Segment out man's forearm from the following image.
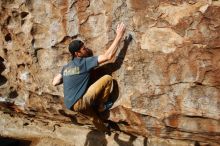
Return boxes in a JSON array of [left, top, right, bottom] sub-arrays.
[[104, 35, 122, 60], [98, 23, 125, 64]]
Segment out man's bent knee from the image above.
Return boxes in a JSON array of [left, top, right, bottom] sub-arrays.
[[102, 75, 113, 82]]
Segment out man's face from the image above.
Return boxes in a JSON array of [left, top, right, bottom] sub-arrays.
[[75, 45, 91, 57]]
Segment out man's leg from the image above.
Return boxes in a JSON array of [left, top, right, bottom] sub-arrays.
[[72, 75, 113, 132], [73, 75, 113, 112]]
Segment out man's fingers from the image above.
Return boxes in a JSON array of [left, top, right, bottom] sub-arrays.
[[117, 24, 120, 30], [116, 22, 126, 37], [118, 23, 125, 31], [121, 23, 125, 30], [120, 23, 125, 31], [120, 23, 124, 28]]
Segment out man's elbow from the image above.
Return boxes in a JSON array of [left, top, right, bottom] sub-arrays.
[[105, 53, 114, 61], [98, 54, 112, 64], [106, 55, 113, 61]]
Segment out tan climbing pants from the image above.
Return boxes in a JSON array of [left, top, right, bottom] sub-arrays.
[[72, 75, 113, 112]]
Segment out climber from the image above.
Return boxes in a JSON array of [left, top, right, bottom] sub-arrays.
[[52, 23, 126, 113]]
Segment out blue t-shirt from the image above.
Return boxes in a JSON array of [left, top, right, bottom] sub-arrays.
[[61, 56, 98, 109]]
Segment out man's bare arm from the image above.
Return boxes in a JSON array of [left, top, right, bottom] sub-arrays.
[[52, 74, 63, 86], [98, 22, 126, 64]]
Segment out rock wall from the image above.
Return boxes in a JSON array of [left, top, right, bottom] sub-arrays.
[[0, 0, 220, 145]]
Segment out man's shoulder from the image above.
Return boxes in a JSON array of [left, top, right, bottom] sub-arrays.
[[85, 56, 98, 61], [75, 57, 97, 64], [62, 60, 73, 70]]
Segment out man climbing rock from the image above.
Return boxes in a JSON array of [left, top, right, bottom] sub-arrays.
[[52, 23, 126, 114]]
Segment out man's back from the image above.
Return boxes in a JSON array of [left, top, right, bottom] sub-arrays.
[[61, 57, 98, 109]]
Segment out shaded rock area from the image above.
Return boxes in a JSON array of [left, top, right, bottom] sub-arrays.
[[0, 0, 220, 145]]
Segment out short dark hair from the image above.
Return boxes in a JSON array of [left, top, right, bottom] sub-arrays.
[[68, 40, 84, 54]]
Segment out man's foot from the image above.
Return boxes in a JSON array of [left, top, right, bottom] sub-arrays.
[[103, 100, 114, 111], [98, 96, 115, 112]]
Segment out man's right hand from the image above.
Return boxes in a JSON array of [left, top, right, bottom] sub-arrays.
[[116, 22, 126, 39]]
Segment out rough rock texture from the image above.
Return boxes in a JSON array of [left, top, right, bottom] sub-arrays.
[[0, 0, 220, 145]]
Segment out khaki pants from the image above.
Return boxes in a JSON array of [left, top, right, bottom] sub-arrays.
[[72, 75, 113, 112]]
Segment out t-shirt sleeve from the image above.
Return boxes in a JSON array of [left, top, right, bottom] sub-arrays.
[[85, 56, 98, 71]]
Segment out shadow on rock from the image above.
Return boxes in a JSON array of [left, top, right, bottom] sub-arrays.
[[84, 130, 107, 146], [0, 136, 32, 146], [88, 35, 132, 132], [114, 133, 137, 146], [90, 34, 132, 117], [91, 34, 132, 80]]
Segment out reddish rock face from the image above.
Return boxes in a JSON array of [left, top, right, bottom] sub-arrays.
[[0, 0, 220, 145]]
